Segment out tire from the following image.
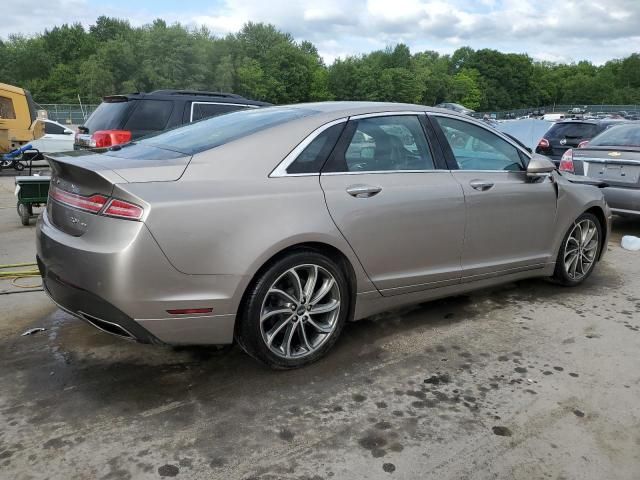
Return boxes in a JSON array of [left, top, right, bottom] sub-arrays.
[[236, 250, 351, 369], [14, 161, 25, 171], [18, 202, 30, 226], [551, 212, 602, 286]]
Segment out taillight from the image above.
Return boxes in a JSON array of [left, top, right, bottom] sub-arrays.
[[559, 149, 574, 173], [49, 184, 108, 213], [103, 199, 144, 220], [49, 185, 144, 220], [90, 130, 131, 148], [578, 140, 589, 148], [537, 138, 550, 149]]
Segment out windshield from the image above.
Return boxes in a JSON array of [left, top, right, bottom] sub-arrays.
[[589, 124, 640, 147], [139, 107, 317, 155]]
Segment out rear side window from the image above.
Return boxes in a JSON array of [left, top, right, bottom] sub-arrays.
[[84, 101, 134, 132], [140, 107, 317, 155], [326, 115, 435, 172], [191, 102, 252, 121], [0, 96, 16, 119], [287, 123, 345, 174], [124, 100, 173, 132], [547, 123, 598, 140]]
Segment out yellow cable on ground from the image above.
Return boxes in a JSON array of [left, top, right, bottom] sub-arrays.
[[0, 262, 38, 269], [0, 262, 42, 287]]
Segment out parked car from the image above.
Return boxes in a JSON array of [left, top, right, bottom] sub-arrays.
[[536, 119, 629, 165], [559, 123, 640, 217], [434, 102, 475, 115], [30, 119, 75, 155], [37, 102, 611, 368], [74, 90, 269, 149]]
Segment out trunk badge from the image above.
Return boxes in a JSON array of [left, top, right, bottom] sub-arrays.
[[559, 138, 567, 145], [608, 152, 621, 157]]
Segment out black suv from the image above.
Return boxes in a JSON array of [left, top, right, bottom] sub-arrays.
[[74, 90, 269, 149], [535, 119, 629, 164]]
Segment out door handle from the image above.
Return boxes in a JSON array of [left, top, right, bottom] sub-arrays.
[[346, 184, 382, 198], [469, 180, 495, 191]]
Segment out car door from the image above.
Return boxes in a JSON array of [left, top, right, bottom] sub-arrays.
[[430, 114, 558, 280], [33, 121, 74, 153], [320, 113, 466, 296]]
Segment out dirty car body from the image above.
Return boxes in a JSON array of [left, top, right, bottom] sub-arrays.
[[36, 102, 612, 367]]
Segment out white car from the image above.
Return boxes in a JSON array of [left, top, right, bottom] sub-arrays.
[[30, 119, 75, 154]]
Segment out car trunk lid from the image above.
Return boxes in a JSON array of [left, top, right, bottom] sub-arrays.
[[574, 147, 640, 187], [45, 145, 191, 236]]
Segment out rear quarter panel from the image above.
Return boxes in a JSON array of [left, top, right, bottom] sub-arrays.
[[124, 122, 376, 300]]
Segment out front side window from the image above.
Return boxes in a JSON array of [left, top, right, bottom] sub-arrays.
[[435, 116, 524, 171], [287, 123, 345, 174], [0, 96, 16, 119], [333, 115, 434, 172]]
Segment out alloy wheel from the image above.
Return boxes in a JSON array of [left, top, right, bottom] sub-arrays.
[[259, 264, 341, 359], [564, 219, 599, 281]]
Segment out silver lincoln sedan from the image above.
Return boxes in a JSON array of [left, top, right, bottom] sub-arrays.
[[37, 102, 611, 368]]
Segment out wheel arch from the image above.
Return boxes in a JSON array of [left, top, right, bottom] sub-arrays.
[[234, 241, 359, 339], [584, 205, 608, 260]]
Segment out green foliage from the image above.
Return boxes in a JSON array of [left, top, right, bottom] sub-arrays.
[[1, 18, 639, 110]]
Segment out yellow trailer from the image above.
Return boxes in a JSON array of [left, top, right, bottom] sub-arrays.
[[0, 83, 44, 154]]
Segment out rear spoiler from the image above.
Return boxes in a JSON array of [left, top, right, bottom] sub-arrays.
[[559, 171, 609, 188]]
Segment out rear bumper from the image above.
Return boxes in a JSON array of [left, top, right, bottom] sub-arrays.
[[36, 209, 242, 345], [38, 257, 162, 344], [603, 186, 640, 215]]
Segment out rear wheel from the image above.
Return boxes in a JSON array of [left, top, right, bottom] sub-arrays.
[[237, 251, 350, 369], [551, 213, 602, 285]]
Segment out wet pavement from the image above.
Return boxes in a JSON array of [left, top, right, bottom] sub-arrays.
[[1, 176, 639, 479]]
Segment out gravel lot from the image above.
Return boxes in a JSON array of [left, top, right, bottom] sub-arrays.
[[1, 174, 639, 480]]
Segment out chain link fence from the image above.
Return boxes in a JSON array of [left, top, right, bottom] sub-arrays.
[[479, 104, 640, 119], [39, 104, 99, 127]]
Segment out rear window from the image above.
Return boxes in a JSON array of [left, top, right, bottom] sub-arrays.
[[547, 122, 598, 140], [139, 107, 317, 155], [589, 124, 640, 147], [124, 100, 173, 132], [84, 100, 134, 132]]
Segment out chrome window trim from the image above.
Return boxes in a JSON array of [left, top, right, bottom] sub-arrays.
[[269, 118, 348, 178], [189, 101, 259, 122], [430, 112, 532, 161], [349, 110, 426, 120], [321, 170, 448, 176]]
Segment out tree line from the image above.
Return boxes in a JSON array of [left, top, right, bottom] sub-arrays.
[[1, 17, 639, 111]]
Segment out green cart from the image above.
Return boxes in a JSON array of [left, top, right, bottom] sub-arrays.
[[15, 176, 50, 226]]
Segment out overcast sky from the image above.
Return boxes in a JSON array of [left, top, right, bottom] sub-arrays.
[[3, 0, 639, 65]]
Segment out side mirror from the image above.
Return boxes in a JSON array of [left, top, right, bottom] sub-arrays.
[[527, 154, 555, 177]]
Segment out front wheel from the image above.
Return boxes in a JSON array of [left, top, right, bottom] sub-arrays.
[[236, 251, 350, 369], [551, 212, 602, 286]]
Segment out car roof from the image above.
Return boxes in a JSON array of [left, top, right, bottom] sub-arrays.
[[103, 90, 270, 106], [271, 101, 462, 117]]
